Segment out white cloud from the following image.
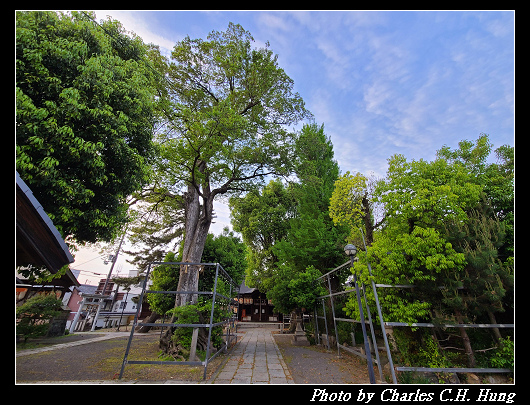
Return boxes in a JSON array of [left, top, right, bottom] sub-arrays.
[[95, 11, 177, 55]]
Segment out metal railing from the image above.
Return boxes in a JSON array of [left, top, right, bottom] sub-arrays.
[[313, 258, 397, 384], [313, 229, 514, 384], [118, 261, 239, 380]]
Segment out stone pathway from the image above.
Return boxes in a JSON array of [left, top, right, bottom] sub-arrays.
[[209, 324, 294, 384]]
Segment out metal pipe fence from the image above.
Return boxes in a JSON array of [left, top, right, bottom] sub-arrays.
[[118, 261, 240, 380], [313, 259, 395, 384], [313, 255, 514, 383]]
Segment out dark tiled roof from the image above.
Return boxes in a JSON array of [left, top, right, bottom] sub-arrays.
[[238, 278, 256, 294]]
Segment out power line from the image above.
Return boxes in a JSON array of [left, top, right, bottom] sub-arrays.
[[71, 254, 105, 267], [70, 268, 106, 276]]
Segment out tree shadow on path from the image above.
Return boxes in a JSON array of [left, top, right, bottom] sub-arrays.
[[273, 333, 373, 384]]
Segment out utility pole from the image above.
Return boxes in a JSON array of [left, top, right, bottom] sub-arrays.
[[91, 231, 126, 331]]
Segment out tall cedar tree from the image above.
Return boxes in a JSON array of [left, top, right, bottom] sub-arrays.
[[274, 123, 348, 274], [231, 123, 346, 316]]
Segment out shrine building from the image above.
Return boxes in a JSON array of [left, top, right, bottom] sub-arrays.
[[237, 279, 282, 322]]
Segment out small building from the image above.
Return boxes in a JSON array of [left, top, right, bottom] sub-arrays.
[[237, 279, 281, 322], [16, 172, 79, 299], [65, 279, 142, 331], [16, 172, 78, 337], [63, 284, 97, 332]]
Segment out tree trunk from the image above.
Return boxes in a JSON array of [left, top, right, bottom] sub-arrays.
[[288, 310, 298, 333], [455, 310, 476, 367], [361, 194, 374, 245], [135, 311, 160, 333], [487, 311, 502, 344], [159, 177, 214, 354]]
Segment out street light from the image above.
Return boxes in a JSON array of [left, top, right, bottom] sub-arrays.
[[344, 244, 357, 257], [345, 244, 376, 384]]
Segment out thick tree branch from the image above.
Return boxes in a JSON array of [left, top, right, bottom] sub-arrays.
[[211, 165, 277, 198], [239, 100, 260, 115]]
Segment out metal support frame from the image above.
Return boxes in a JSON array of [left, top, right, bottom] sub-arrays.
[[118, 261, 239, 381], [312, 227, 399, 384], [314, 259, 385, 384], [351, 269, 376, 384], [371, 282, 514, 379], [382, 312, 514, 377], [327, 274, 341, 357], [358, 229, 397, 384], [312, 227, 513, 384]]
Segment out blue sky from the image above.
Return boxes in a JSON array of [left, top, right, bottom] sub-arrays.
[[94, 10, 514, 176], [74, 10, 514, 282]]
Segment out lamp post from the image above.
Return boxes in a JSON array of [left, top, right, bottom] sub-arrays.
[[345, 244, 376, 384]]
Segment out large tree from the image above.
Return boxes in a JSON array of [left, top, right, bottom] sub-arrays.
[[335, 135, 513, 368], [230, 123, 346, 321], [229, 178, 296, 291], [151, 22, 310, 312], [16, 11, 157, 244], [147, 23, 310, 353], [274, 123, 347, 273]]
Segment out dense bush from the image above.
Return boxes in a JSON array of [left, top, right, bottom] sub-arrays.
[[16, 294, 64, 342]]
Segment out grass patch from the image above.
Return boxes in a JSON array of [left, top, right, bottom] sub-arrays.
[[100, 334, 234, 381]]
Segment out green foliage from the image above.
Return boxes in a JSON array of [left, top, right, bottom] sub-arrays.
[[437, 134, 514, 262], [200, 227, 247, 287], [230, 123, 346, 315], [345, 227, 465, 325], [166, 299, 231, 351], [16, 11, 157, 243], [274, 123, 348, 273], [288, 266, 326, 310], [124, 191, 185, 272], [16, 294, 64, 342], [17, 264, 70, 285], [267, 265, 326, 314], [146, 252, 180, 315], [229, 179, 296, 291], [329, 134, 514, 370], [490, 336, 514, 370], [443, 208, 513, 316], [375, 154, 483, 234], [151, 22, 310, 205], [329, 169, 383, 246], [418, 335, 451, 369], [329, 171, 367, 240], [112, 275, 144, 291]]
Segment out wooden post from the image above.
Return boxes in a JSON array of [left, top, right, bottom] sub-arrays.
[[189, 327, 199, 361]]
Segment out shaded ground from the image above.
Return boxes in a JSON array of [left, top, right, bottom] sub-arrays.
[[16, 332, 229, 383], [273, 333, 374, 384], [17, 328, 380, 384]]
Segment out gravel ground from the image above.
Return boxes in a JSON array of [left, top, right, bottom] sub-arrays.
[[272, 333, 374, 384], [16, 336, 132, 382], [17, 329, 378, 384], [16, 332, 225, 383]]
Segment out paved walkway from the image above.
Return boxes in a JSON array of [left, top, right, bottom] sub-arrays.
[[208, 324, 294, 384], [16, 332, 133, 357]]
